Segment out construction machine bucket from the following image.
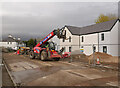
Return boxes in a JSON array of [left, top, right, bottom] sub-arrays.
[[57, 28, 66, 39]]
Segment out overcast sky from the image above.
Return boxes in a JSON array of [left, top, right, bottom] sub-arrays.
[[1, 2, 118, 40]]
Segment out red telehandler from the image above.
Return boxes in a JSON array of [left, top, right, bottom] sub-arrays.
[[29, 29, 66, 61]]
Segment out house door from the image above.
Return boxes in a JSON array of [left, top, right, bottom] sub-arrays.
[[103, 46, 107, 53]]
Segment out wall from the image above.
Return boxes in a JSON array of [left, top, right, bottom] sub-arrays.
[[99, 21, 119, 56], [110, 21, 119, 56], [80, 33, 98, 55], [99, 31, 111, 55], [60, 27, 79, 52], [71, 35, 80, 52]]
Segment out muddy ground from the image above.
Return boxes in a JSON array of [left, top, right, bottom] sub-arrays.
[[2, 52, 119, 87]]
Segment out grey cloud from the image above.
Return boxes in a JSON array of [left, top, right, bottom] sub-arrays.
[[2, 2, 118, 40]]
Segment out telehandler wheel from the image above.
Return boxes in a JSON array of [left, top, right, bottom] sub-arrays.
[[37, 53, 41, 60], [29, 51, 35, 59], [41, 50, 47, 61], [54, 58, 60, 61]]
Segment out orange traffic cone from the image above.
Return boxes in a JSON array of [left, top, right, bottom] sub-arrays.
[[96, 57, 100, 65]]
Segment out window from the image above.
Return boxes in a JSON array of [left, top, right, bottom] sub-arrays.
[[82, 36, 84, 42], [69, 47, 71, 52], [103, 46, 107, 53], [101, 33, 104, 41], [81, 46, 84, 48], [69, 36, 71, 42]]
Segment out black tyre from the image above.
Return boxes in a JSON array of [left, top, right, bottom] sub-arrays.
[[37, 53, 41, 60], [54, 58, 60, 61], [29, 51, 35, 59], [41, 50, 47, 61]]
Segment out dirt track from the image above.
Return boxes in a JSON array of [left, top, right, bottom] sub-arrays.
[[2, 52, 118, 86]]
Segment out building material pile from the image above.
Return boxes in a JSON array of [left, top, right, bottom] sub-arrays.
[[70, 51, 118, 64], [88, 52, 118, 63]]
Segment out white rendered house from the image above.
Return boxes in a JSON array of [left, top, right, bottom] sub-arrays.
[[60, 19, 120, 56]]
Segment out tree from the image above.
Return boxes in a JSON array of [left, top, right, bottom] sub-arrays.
[[22, 38, 43, 48], [27, 38, 36, 48], [34, 38, 37, 46], [95, 14, 117, 24], [22, 41, 28, 47]]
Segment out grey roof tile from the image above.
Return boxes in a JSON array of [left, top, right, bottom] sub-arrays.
[[65, 19, 118, 35], [65, 25, 81, 35]]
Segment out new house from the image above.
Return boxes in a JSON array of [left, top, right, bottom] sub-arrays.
[[60, 19, 120, 56]]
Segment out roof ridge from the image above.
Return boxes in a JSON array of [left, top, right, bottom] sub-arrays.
[[81, 19, 118, 28], [65, 25, 81, 28], [64, 19, 118, 35]]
